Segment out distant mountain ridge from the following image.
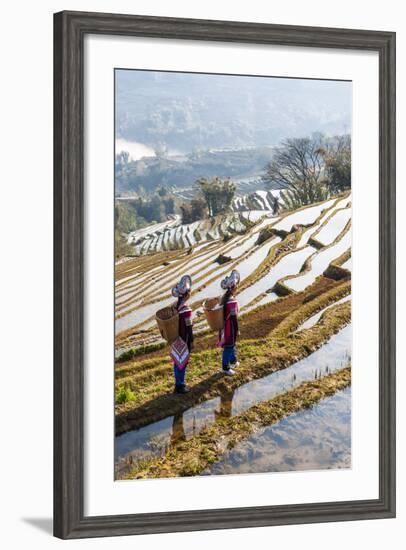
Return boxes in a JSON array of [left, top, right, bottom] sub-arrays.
[[116, 70, 351, 153]]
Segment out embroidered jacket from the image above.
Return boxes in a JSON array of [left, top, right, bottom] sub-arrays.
[[222, 295, 239, 347], [177, 302, 194, 352]]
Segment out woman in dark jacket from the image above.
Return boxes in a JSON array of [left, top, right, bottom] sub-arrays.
[[171, 275, 194, 394], [218, 270, 240, 375]]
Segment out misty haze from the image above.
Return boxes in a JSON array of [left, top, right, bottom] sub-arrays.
[[116, 70, 351, 156]]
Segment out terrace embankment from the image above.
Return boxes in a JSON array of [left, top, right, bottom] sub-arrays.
[[119, 366, 351, 479], [115, 195, 351, 351], [115, 297, 351, 435], [116, 274, 350, 364]]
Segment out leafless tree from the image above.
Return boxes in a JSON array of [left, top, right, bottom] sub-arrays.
[[263, 134, 327, 190]]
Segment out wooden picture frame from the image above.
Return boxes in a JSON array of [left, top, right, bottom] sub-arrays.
[[54, 10, 396, 539]]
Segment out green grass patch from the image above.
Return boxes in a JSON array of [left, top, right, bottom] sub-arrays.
[[115, 385, 136, 405], [116, 341, 166, 363]]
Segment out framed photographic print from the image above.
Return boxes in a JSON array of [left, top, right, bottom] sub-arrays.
[[54, 11, 396, 539]]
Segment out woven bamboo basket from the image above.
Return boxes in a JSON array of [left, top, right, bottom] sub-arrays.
[[155, 305, 179, 344], [203, 297, 224, 331]]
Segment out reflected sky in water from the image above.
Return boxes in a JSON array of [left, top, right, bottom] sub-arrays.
[[206, 387, 351, 475]]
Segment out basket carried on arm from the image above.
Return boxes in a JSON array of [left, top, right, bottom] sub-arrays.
[[203, 297, 224, 331], [155, 305, 179, 344]]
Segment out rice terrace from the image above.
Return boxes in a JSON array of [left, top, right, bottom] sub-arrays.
[[114, 69, 352, 481]]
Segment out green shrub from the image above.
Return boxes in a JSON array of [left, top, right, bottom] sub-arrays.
[[256, 227, 275, 245], [116, 385, 136, 404], [214, 254, 232, 265]]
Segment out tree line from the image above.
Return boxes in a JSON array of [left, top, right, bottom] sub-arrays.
[[178, 133, 351, 221]]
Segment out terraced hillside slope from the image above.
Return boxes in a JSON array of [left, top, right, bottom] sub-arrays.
[[114, 192, 352, 479], [126, 189, 282, 255]]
